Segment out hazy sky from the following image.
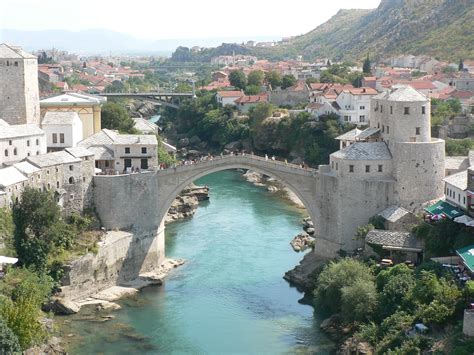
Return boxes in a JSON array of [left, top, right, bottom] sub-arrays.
[[1, 0, 381, 39]]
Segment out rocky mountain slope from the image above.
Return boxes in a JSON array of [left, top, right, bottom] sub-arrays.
[[252, 0, 474, 62]]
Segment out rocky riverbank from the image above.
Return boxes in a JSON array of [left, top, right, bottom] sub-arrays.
[[242, 170, 305, 209], [165, 183, 210, 224]]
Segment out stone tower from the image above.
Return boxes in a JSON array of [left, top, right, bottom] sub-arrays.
[[0, 43, 40, 125], [370, 85, 445, 209]]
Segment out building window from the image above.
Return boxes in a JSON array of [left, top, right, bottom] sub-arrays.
[[359, 115, 365, 122], [380, 105, 383, 113], [14, 61, 18, 67], [140, 158, 148, 170], [47, 170, 50, 175], [404, 107, 410, 115], [57, 181, 60, 188], [12, 148, 17, 156], [416, 127, 421, 135], [4, 149, 8, 157], [349, 165, 354, 173], [365, 165, 370, 173], [360, 106, 365, 110], [36, 139, 39, 145], [141, 147, 147, 154], [377, 123, 380, 129], [344, 116, 350, 122], [52, 133, 57, 144], [69, 165, 73, 171], [8, 140, 12, 146], [464, 196, 466, 205], [378, 165, 383, 172], [336, 162, 338, 170], [60, 133, 65, 144], [27, 140, 30, 147], [125, 147, 131, 154], [386, 126, 390, 134], [422, 106, 426, 114], [382, 125, 385, 133], [332, 161, 334, 169], [69, 177, 74, 184], [390, 106, 393, 114]]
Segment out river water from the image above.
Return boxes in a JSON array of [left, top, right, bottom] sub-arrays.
[[64, 170, 333, 354]]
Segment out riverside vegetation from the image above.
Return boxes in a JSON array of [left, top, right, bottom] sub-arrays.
[[0, 188, 100, 352]]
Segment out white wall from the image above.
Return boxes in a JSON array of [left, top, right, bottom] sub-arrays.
[[0, 133, 46, 165], [445, 183, 468, 210], [43, 118, 83, 150]]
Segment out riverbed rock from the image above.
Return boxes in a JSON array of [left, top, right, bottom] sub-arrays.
[[242, 170, 263, 184], [306, 227, 315, 235], [290, 232, 315, 252], [340, 337, 374, 355], [25, 336, 66, 355], [267, 185, 278, 193], [284, 252, 327, 291], [44, 298, 80, 315], [92, 286, 139, 302], [165, 184, 209, 224]]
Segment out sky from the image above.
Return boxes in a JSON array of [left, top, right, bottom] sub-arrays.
[[0, 0, 381, 39]]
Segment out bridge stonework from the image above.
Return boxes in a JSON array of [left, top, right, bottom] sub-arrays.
[[93, 155, 395, 277]]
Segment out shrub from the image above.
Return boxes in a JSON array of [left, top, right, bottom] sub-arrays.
[[0, 319, 21, 354]]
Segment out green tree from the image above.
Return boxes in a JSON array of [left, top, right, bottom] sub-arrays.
[[244, 85, 261, 95], [363, 53, 371, 74], [228, 70, 247, 90], [101, 103, 138, 134], [314, 258, 374, 313], [0, 319, 21, 354], [281, 74, 296, 89], [341, 279, 378, 322], [0, 269, 53, 350], [265, 70, 282, 88], [247, 70, 264, 87], [0, 208, 14, 255]]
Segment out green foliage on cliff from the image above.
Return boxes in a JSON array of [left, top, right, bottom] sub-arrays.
[[445, 138, 474, 156], [0, 319, 21, 353], [315, 258, 464, 353], [101, 102, 139, 134], [0, 208, 14, 255]]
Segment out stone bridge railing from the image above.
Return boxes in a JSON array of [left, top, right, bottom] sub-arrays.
[[156, 154, 318, 177]]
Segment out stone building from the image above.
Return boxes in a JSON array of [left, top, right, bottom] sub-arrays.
[[0, 119, 46, 167], [0, 43, 40, 125], [40, 93, 106, 140], [0, 166, 28, 207]]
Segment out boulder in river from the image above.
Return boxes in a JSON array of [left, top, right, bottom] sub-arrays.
[[290, 232, 315, 252]]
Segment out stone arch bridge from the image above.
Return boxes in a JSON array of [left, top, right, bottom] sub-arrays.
[[92, 155, 394, 278]]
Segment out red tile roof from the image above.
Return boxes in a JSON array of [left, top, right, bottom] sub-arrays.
[[217, 90, 244, 98], [235, 94, 268, 104]]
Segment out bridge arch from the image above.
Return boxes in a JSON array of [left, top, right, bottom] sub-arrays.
[[156, 157, 317, 231]]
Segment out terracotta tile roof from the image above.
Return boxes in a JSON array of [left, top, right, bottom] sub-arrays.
[[217, 90, 244, 98], [235, 94, 268, 104]]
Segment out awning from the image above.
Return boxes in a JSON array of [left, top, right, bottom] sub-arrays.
[[0, 256, 18, 265], [454, 215, 474, 226], [424, 200, 464, 219], [456, 245, 474, 273]]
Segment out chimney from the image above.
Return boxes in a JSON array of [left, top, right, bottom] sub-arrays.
[[362, 88, 366, 93]]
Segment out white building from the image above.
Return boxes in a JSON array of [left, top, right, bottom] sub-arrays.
[[0, 166, 28, 207], [336, 87, 378, 125], [41, 111, 83, 151], [78, 129, 158, 173], [444, 170, 468, 211], [0, 119, 46, 166], [216, 91, 244, 106]]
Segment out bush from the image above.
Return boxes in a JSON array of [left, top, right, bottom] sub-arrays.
[[0, 319, 21, 354], [314, 258, 374, 314], [341, 279, 378, 322]]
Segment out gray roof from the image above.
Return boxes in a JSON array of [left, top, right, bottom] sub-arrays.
[[378, 205, 411, 223], [357, 127, 380, 140], [373, 85, 428, 102], [79, 129, 156, 147], [366, 229, 423, 250], [445, 156, 469, 171], [65, 147, 94, 158], [132, 117, 158, 133], [42, 111, 80, 125], [78, 130, 114, 147], [0, 167, 28, 187], [86, 146, 114, 160], [0, 123, 44, 140], [27, 151, 81, 168], [331, 142, 392, 161], [13, 161, 40, 175], [443, 170, 468, 190], [335, 128, 361, 141], [0, 43, 36, 59]]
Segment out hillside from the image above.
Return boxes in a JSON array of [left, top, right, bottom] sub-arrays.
[[254, 0, 474, 62]]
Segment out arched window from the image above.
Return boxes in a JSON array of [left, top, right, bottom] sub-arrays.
[[4, 149, 8, 157], [13, 148, 17, 156], [69, 176, 75, 184]]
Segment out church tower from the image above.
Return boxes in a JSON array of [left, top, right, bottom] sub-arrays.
[[0, 43, 40, 125]]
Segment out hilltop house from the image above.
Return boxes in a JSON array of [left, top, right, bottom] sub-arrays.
[[234, 94, 269, 113], [216, 91, 244, 106]]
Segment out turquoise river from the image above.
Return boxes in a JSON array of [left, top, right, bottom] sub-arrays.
[[63, 170, 334, 354]]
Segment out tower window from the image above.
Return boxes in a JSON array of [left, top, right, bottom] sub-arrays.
[[416, 127, 421, 135], [378, 165, 383, 172], [386, 126, 389, 134], [349, 165, 354, 173], [404, 107, 410, 115], [380, 105, 383, 113], [421, 106, 426, 114], [390, 106, 393, 114], [69, 177, 75, 184], [365, 165, 370, 173]]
